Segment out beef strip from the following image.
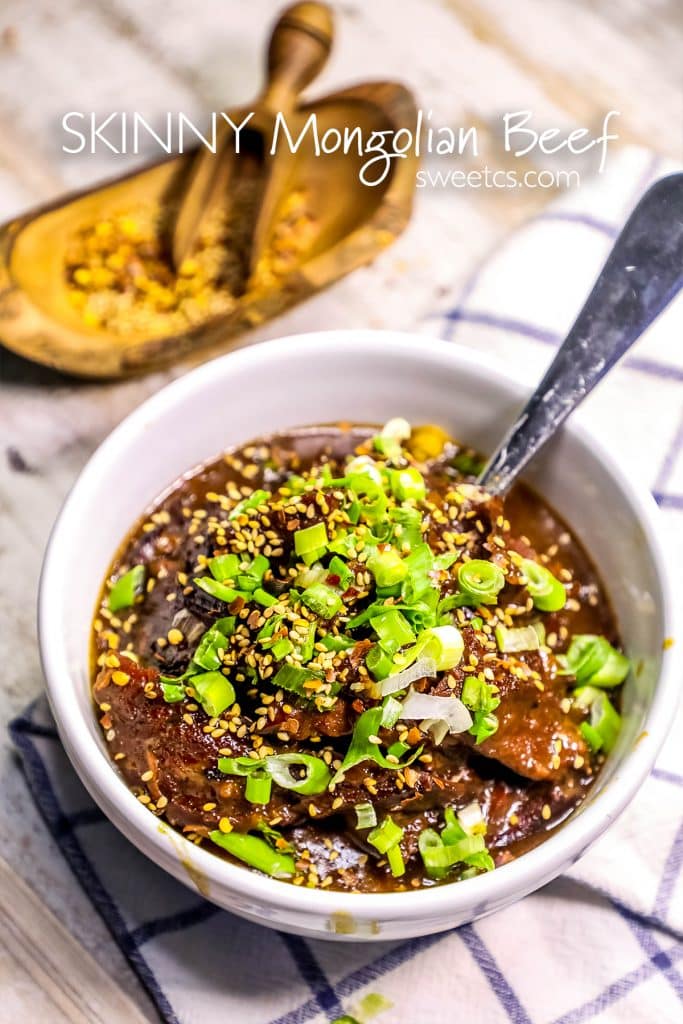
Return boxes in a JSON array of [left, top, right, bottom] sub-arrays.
[[94, 657, 305, 834]]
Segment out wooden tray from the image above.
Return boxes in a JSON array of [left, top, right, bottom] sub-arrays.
[[0, 81, 417, 378]]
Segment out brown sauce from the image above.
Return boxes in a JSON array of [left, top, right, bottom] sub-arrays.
[[91, 424, 623, 893]]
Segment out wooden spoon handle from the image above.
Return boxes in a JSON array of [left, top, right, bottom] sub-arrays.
[[262, 2, 334, 112]]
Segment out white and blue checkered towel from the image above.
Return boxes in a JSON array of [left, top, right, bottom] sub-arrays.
[[10, 147, 683, 1024]]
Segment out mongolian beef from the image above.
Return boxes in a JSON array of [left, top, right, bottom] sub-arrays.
[[91, 421, 629, 892]]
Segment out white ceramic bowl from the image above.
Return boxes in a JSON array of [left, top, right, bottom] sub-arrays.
[[39, 331, 678, 941]]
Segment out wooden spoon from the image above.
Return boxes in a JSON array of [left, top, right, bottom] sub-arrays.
[[171, 1, 334, 285], [0, 79, 417, 378]]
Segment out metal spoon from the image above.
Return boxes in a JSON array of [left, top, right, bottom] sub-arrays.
[[478, 172, 683, 495]]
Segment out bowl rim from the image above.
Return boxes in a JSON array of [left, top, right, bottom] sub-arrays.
[[39, 329, 680, 924]]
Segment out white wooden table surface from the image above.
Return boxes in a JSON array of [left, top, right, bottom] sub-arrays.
[[0, 1, 681, 1020]]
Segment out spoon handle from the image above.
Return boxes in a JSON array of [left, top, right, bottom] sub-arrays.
[[478, 172, 683, 495]]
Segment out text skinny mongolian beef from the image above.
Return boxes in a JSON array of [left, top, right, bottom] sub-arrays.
[[92, 421, 629, 892]]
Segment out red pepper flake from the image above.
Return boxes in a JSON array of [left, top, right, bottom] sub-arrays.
[[326, 574, 341, 586]]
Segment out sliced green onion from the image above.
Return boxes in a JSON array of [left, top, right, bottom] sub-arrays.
[[345, 454, 384, 484], [367, 548, 408, 589], [294, 522, 329, 558], [253, 587, 278, 608], [389, 505, 423, 550], [457, 560, 505, 605], [295, 562, 327, 589], [420, 832, 487, 873], [331, 707, 422, 784], [560, 635, 629, 688], [561, 635, 609, 681], [229, 489, 269, 520], [301, 582, 343, 619], [245, 771, 272, 804], [193, 624, 230, 671], [461, 675, 490, 710], [190, 671, 236, 717], [254, 821, 294, 852], [160, 681, 186, 703], [218, 756, 261, 776], [398, 688, 472, 737], [219, 752, 331, 795], [347, 499, 362, 525], [354, 802, 377, 829], [574, 685, 622, 753], [320, 634, 355, 652], [495, 621, 545, 654], [375, 656, 438, 697], [327, 531, 358, 559], [521, 558, 567, 612], [452, 450, 485, 477], [270, 637, 294, 660], [264, 753, 331, 794], [297, 622, 317, 664], [328, 555, 354, 589], [414, 625, 464, 670], [282, 474, 308, 495], [209, 830, 295, 878], [457, 801, 487, 836], [208, 553, 240, 582], [373, 417, 411, 463], [257, 614, 282, 643], [346, 473, 388, 524], [386, 843, 406, 877], [390, 467, 426, 503], [388, 740, 410, 759], [249, 554, 270, 581], [108, 565, 146, 613], [368, 816, 403, 854], [590, 647, 630, 687], [215, 616, 236, 636], [270, 662, 324, 699], [400, 543, 434, 603], [370, 609, 415, 656], [470, 712, 499, 744], [418, 829, 448, 879], [193, 577, 241, 604], [366, 644, 395, 681], [237, 554, 270, 590], [461, 675, 501, 744], [380, 695, 403, 729]]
